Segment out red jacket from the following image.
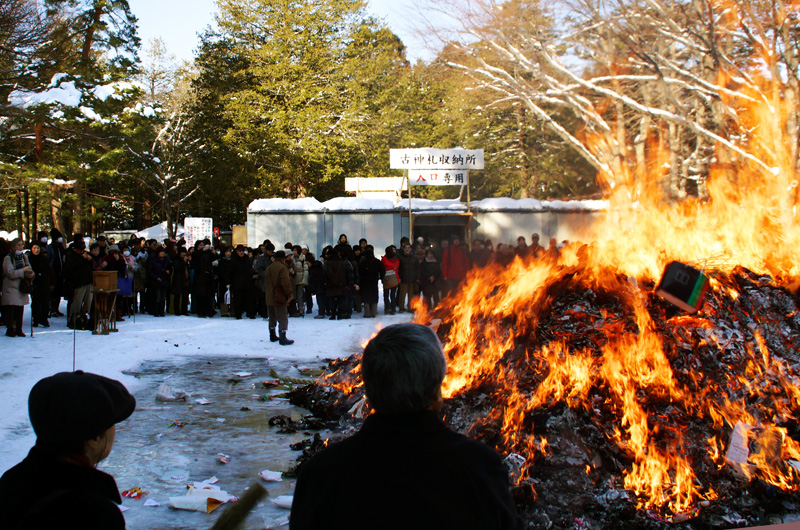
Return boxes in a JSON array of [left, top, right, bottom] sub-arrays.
[[442, 245, 470, 281], [381, 255, 400, 282]]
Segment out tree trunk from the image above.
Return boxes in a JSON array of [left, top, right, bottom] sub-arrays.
[[16, 192, 23, 239], [517, 104, 530, 199]]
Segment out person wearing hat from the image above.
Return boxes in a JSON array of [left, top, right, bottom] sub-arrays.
[[63, 235, 94, 329], [102, 245, 127, 321], [0, 370, 136, 529], [47, 228, 67, 317], [264, 250, 294, 345]]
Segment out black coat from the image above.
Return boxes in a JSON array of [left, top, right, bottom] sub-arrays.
[[63, 249, 93, 289], [307, 260, 325, 295], [290, 411, 521, 530], [398, 250, 421, 284], [28, 252, 51, 296], [192, 250, 215, 296], [421, 259, 442, 298], [0, 446, 125, 530], [230, 253, 253, 291], [325, 257, 347, 297], [357, 256, 384, 304], [147, 254, 172, 288]]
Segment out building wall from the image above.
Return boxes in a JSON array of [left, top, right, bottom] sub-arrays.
[[247, 208, 605, 253]]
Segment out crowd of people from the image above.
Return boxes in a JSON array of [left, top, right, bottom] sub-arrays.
[[0, 228, 565, 340]]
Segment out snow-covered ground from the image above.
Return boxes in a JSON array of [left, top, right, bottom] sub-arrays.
[[0, 300, 412, 474]]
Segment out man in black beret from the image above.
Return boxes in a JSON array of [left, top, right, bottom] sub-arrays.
[[0, 371, 136, 530]]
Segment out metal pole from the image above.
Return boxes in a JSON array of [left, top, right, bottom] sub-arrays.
[[407, 171, 413, 241], [466, 172, 472, 251]]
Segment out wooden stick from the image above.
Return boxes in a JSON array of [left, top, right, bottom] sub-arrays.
[[209, 481, 268, 530]]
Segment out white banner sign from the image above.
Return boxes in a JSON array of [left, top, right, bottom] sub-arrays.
[[184, 217, 214, 248], [408, 170, 468, 186], [390, 148, 484, 170]]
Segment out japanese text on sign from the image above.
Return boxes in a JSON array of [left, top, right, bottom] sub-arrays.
[[408, 170, 468, 186], [184, 217, 214, 248], [390, 148, 484, 170]]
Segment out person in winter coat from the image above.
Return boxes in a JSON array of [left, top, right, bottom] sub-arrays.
[[421, 249, 443, 309], [217, 247, 234, 317], [63, 236, 93, 330], [324, 248, 348, 320], [146, 246, 171, 317], [333, 234, 351, 265], [357, 245, 385, 318], [381, 245, 400, 315], [28, 242, 52, 328], [101, 245, 127, 322], [264, 250, 294, 345], [290, 246, 309, 317], [397, 242, 421, 313], [441, 235, 471, 295], [2, 238, 34, 337], [0, 371, 136, 530], [170, 247, 190, 316], [191, 241, 216, 318], [46, 228, 66, 317], [308, 252, 327, 319], [231, 245, 256, 319]]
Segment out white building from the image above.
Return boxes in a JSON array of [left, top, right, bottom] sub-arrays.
[[246, 197, 607, 254]]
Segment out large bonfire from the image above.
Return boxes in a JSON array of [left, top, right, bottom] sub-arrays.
[[289, 34, 800, 530]]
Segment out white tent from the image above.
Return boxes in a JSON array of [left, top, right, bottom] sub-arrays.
[[135, 221, 184, 241]]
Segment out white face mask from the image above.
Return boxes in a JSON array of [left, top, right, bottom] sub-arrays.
[[123, 250, 131, 257], [57, 237, 63, 243], [40, 237, 48, 243], [15, 249, 24, 255]]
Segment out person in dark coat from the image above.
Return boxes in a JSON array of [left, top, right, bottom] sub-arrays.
[[397, 242, 421, 312], [170, 247, 190, 315], [290, 323, 521, 530], [28, 242, 52, 327], [264, 250, 294, 345], [217, 247, 234, 317], [356, 245, 384, 318], [420, 248, 442, 309], [0, 370, 135, 530], [146, 246, 171, 317], [191, 240, 216, 317], [324, 248, 348, 320], [307, 252, 327, 319], [46, 228, 66, 317], [63, 236, 93, 330], [231, 245, 256, 319]]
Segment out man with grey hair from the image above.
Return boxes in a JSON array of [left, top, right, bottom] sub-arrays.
[[290, 323, 521, 530]]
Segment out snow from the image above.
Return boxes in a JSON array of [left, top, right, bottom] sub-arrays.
[[0, 302, 412, 476], [471, 198, 608, 211], [249, 197, 608, 213], [8, 80, 82, 109], [135, 221, 185, 240], [248, 197, 323, 212], [322, 197, 396, 211]]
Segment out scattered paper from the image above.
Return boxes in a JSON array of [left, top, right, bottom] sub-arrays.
[[206, 476, 219, 485], [216, 453, 231, 464], [265, 514, 291, 529], [235, 372, 253, 377], [155, 383, 190, 402], [143, 499, 161, 507], [118, 505, 130, 513], [122, 487, 148, 499], [216, 418, 226, 423], [195, 398, 212, 405], [169, 487, 237, 513], [171, 475, 187, 480], [258, 469, 283, 482], [273, 495, 293, 509]]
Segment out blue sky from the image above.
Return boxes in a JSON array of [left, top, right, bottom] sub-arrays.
[[127, 0, 436, 64]]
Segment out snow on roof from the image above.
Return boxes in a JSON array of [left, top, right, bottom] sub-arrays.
[[322, 197, 396, 211], [396, 199, 467, 211], [471, 198, 608, 212], [248, 197, 323, 212], [247, 197, 608, 213]]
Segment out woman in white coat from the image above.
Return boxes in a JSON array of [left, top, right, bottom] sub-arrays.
[[2, 238, 34, 337]]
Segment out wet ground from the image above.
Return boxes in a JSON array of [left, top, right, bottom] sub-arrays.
[[102, 355, 330, 530]]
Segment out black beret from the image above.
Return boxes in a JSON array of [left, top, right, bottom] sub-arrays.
[[29, 371, 136, 443]]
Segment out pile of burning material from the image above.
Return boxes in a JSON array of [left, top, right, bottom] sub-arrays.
[[288, 259, 800, 528]]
